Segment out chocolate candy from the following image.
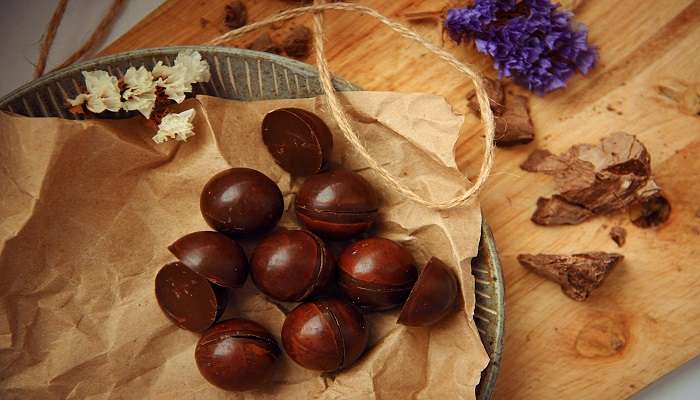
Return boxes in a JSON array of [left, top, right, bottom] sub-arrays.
[[295, 170, 378, 238], [251, 229, 334, 302], [338, 237, 418, 311], [169, 231, 249, 288], [155, 262, 227, 332], [200, 168, 283, 238], [195, 318, 280, 391], [281, 299, 368, 372], [262, 108, 332, 176], [398, 257, 459, 326]]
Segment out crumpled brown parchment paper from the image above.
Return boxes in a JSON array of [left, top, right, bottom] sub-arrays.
[[0, 91, 488, 399]]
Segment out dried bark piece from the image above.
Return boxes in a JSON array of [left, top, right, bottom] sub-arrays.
[[532, 195, 594, 225], [468, 77, 505, 116], [518, 252, 623, 301], [522, 133, 663, 226], [468, 79, 533, 146], [282, 26, 312, 59], [520, 149, 554, 172], [224, 1, 247, 30], [523, 132, 652, 215], [559, 133, 650, 213], [628, 177, 671, 228], [629, 192, 671, 228], [494, 94, 535, 147], [609, 226, 626, 247], [249, 33, 282, 55], [599, 133, 651, 175]]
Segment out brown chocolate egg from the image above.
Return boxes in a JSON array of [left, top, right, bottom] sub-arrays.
[[169, 231, 249, 288], [262, 108, 333, 176], [295, 170, 378, 238], [338, 237, 418, 311], [281, 299, 368, 372], [398, 257, 460, 326], [251, 229, 335, 302], [195, 318, 280, 391], [200, 168, 283, 238], [155, 262, 227, 332]]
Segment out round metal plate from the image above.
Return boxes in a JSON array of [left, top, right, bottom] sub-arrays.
[[0, 45, 504, 399]]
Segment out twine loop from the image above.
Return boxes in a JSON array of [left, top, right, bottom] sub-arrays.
[[212, 2, 496, 210]]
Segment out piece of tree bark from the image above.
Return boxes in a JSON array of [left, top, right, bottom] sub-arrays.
[[532, 196, 595, 225], [518, 252, 623, 301], [493, 94, 535, 147], [609, 226, 627, 247]]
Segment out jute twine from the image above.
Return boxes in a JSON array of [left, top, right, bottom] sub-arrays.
[[35, 0, 125, 78], [34, 0, 69, 78], [209, 2, 495, 210]]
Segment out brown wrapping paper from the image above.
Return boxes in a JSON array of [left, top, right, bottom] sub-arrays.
[[0, 91, 488, 399]]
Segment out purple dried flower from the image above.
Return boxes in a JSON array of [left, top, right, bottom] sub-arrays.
[[445, 0, 598, 94]]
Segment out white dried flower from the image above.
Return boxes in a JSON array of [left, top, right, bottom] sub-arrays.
[[122, 66, 156, 118], [152, 108, 196, 143], [153, 62, 189, 103], [68, 93, 89, 107], [68, 70, 122, 113], [152, 50, 210, 103], [174, 50, 211, 84]]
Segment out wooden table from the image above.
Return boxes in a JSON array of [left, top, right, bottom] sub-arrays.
[[102, 1, 700, 398]]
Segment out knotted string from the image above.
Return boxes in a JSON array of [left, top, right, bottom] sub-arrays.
[[211, 2, 496, 210]]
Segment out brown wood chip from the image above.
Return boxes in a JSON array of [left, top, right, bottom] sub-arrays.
[[629, 191, 671, 228], [518, 252, 623, 301], [520, 149, 554, 172], [532, 196, 594, 225], [609, 226, 627, 247], [282, 26, 312, 59], [494, 94, 535, 147], [520, 133, 659, 224], [224, 1, 247, 30], [249, 32, 282, 55], [468, 78, 533, 147], [467, 77, 505, 116]]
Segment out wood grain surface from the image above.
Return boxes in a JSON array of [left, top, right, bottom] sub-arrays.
[[101, 1, 700, 398]]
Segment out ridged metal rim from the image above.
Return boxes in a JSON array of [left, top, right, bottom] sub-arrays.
[[1, 46, 350, 108], [474, 222, 505, 400], [0, 45, 504, 399]]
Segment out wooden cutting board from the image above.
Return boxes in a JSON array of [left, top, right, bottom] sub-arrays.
[[101, 1, 700, 398]]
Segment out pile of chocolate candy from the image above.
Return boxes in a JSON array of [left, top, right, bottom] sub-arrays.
[[154, 108, 460, 391]]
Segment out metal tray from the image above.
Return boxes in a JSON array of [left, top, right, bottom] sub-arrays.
[[0, 46, 504, 399]]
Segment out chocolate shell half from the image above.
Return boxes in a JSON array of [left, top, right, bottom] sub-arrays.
[[169, 231, 249, 288], [155, 262, 228, 332], [397, 257, 459, 326]]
